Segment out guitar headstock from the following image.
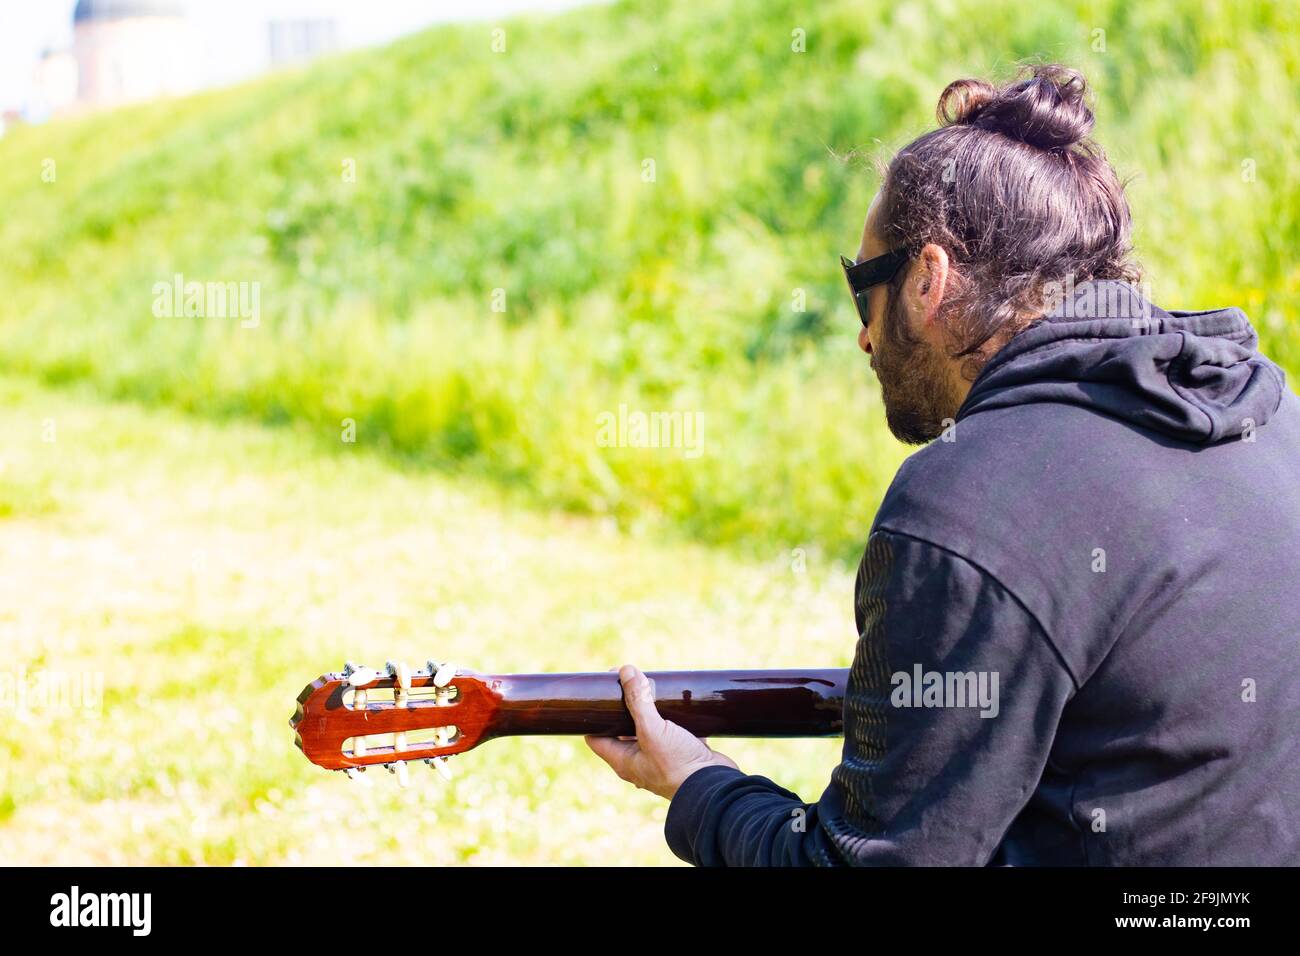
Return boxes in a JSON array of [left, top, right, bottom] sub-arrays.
[[291, 660, 500, 786]]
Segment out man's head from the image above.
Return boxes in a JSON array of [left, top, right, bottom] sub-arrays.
[[851, 64, 1139, 444]]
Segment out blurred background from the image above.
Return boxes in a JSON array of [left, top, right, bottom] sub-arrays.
[[0, 0, 1295, 865]]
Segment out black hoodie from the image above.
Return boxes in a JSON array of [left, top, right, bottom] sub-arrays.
[[665, 281, 1300, 866]]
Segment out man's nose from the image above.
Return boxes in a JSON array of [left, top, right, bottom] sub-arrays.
[[858, 325, 873, 355]]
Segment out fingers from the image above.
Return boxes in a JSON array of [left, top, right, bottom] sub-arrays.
[[618, 664, 666, 738]]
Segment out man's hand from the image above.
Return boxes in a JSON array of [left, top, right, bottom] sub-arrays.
[[585, 664, 740, 800]]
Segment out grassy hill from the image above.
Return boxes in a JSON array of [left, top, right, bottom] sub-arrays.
[[1, 0, 1297, 560]]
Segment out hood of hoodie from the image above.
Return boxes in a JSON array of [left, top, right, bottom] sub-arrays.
[[956, 280, 1288, 444]]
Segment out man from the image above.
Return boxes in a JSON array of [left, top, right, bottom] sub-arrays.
[[586, 64, 1300, 865]]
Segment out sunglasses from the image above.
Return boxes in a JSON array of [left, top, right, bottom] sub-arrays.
[[840, 247, 910, 329]]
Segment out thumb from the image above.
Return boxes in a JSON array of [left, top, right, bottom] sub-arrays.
[[619, 664, 666, 737]]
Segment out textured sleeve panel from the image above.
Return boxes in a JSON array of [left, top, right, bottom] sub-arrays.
[[664, 530, 1075, 866]]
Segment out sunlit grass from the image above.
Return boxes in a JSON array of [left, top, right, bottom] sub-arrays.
[[0, 0, 1294, 560], [0, 377, 851, 864]]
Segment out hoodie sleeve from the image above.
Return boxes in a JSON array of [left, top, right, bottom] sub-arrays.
[[663, 529, 1078, 866]]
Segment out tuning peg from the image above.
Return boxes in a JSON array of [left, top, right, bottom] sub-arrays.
[[385, 660, 412, 690], [425, 756, 454, 780], [433, 661, 457, 688], [386, 761, 410, 788], [386, 661, 412, 703], [385, 661, 413, 756], [427, 659, 457, 705], [344, 767, 372, 787], [345, 663, 375, 756], [345, 664, 380, 687]]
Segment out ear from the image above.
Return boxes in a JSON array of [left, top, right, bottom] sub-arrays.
[[914, 242, 950, 325]]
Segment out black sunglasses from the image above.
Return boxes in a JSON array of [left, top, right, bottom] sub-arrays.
[[840, 247, 910, 329]]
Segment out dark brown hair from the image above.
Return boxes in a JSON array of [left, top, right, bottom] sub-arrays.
[[879, 64, 1139, 373]]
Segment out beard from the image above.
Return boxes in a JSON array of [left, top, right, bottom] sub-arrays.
[[872, 287, 960, 445]]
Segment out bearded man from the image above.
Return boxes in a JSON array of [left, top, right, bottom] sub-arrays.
[[587, 64, 1300, 866]]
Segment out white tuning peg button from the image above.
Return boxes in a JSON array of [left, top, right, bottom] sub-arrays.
[[426, 756, 454, 780], [385, 660, 411, 687], [433, 662, 457, 688], [390, 660, 412, 692], [387, 761, 409, 788], [344, 768, 373, 787], [346, 666, 380, 687]]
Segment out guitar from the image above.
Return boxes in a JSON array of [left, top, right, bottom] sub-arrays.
[[292, 660, 849, 784]]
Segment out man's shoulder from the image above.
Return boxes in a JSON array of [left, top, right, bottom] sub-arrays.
[[872, 399, 1151, 546], [868, 401, 1154, 655], [873, 404, 1047, 540]]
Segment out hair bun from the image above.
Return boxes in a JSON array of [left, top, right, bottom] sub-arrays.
[[937, 64, 1095, 151]]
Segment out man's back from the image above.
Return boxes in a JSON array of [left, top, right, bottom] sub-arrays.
[[871, 280, 1300, 864]]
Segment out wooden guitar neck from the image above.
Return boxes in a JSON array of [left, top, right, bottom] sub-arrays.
[[292, 664, 849, 774], [490, 670, 848, 738]]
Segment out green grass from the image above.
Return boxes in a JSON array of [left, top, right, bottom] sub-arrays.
[[0, 375, 851, 865], [0, 0, 1297, 563]]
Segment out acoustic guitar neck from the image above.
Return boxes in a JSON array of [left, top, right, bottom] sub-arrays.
[[489, 669, 848, 738], [292, 663, 848, 778]]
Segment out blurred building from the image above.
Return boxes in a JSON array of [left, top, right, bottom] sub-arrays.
[[71, 0, 197, 109], [267, 18, 340, 69], [18, 2, 356, 120], [30, 48, 79, 119]]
